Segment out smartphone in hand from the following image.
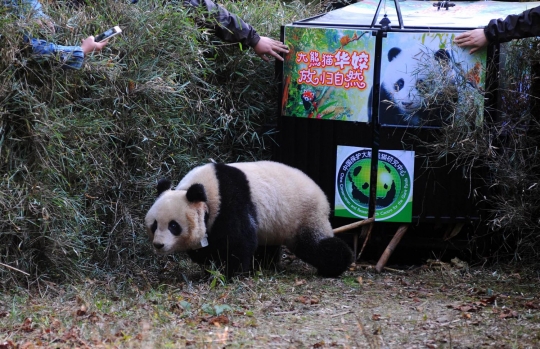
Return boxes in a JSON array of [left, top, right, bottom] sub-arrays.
[[95, 26, 122, 42]]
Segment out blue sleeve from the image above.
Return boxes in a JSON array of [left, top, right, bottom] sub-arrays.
[[27, 37, 85, 70], [3, 0, 85, 69], [3, 0, 52, 20]]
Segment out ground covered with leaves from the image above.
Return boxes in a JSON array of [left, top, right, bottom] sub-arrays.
[[1, 259, 539, 348]]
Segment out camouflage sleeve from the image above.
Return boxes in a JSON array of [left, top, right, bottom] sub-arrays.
[[183, 0, 261, 48]]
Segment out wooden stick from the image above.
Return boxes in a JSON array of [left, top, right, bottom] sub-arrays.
[[354, 264, 406, 273], [356, 220, 374, 261], [333, 217, 375, 234], [0, 262, 30, 276], [375, 224, 409, 273]]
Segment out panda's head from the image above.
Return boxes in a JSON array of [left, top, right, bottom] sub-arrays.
[[381, 47, 428, 113], [144, 179, 209, 254], [381, 47, 455, 114]]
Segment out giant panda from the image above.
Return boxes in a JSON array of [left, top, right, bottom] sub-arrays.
[[370, 46, 454, 127], [144, 161, 354, 279]]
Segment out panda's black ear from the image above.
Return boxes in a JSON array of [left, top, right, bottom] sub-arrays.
[[186, 183, 207, 203], [388, 47, 402, 62], [156, 178, 172, 197], [434, 49, 450, 63]]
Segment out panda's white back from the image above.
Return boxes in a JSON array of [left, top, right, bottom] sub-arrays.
[[229, 161, 333, 245]]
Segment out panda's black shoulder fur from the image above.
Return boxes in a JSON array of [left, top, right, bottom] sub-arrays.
[[186, 163, 259, 275], [211, 162, 258, 232]]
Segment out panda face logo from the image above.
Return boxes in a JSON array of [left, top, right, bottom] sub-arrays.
[[383, 47, 427, 113], [145, 190, 208, 254]]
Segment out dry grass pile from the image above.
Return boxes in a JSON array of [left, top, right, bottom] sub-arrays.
[[418, 39, 540, 262], [0, 0, 315, 288]]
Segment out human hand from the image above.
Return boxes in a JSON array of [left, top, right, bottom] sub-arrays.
[[37, 18, 55, 34], [253, 36, 289, 62], [81, 36, 109, 55], [454, 29, 488, 54]]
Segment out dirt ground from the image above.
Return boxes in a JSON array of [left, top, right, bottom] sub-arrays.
[[1, 257, 539, 348]]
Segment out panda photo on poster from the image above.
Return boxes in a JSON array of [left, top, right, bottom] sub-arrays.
[[371, 32, 487, 128]]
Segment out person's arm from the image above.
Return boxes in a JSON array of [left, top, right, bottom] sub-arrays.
[[26, 35, 109, 69], [183, 0, 288, 61], [26, 37, 85, 69], [184, 0, 260, 47], [484, 6, 540, 44], [11, 0, 108, 69], [454, 29, 488, 54], [455, 6, 540, 54]]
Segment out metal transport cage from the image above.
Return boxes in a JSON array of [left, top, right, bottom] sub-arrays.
[[273, 0, 539, 262]]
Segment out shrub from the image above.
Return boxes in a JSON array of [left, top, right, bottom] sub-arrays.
[[0, 0, 315, 287]]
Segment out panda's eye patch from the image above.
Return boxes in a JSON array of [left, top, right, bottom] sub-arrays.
[[169, 220, 182, 236], [394, 78, 404, 92], [150, 220, 157, 234]]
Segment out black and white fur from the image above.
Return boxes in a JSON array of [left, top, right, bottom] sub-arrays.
[[145, 161, 353, 278], [370, 47, 454, 127]]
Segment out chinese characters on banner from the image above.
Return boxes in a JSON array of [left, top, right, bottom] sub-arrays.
[[295, 50, 370, 90], [282, 26, 375, 122]]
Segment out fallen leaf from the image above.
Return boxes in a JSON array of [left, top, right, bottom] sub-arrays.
[[481, 295, 497, 304], [21, 318, 33, 332], [313, 341, 325, 348], [525, 302, 539, 309], [295, 279, 306, 286], [399, 278, 410, 286], [76, 304, 87, 316], [296, 296, 319, 305], [208, 315, 229, 326], [0, 340, 15, 349], [20, 342, 34, 349], [499, 309, 518, 319]]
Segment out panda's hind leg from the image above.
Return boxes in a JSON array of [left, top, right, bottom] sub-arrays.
[[315, 237, 354, 277], [289, 228, 353, 278], [253, 245, 283, 272]]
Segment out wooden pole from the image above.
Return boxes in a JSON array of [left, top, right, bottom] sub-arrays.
[[356, 220, 374, 261], [375, 224, 408, 273], [333, 217, 375, 234]]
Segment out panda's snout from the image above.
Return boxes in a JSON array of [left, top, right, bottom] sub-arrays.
[[154, 242, 164, 250]]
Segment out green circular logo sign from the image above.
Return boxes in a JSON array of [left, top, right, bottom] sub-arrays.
[[337, 149, 412, 220]]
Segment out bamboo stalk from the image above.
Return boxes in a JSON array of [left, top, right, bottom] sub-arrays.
[[0, 262, 30, 276], [375, 224, 409, 273], [333, 217, 375, 234]]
